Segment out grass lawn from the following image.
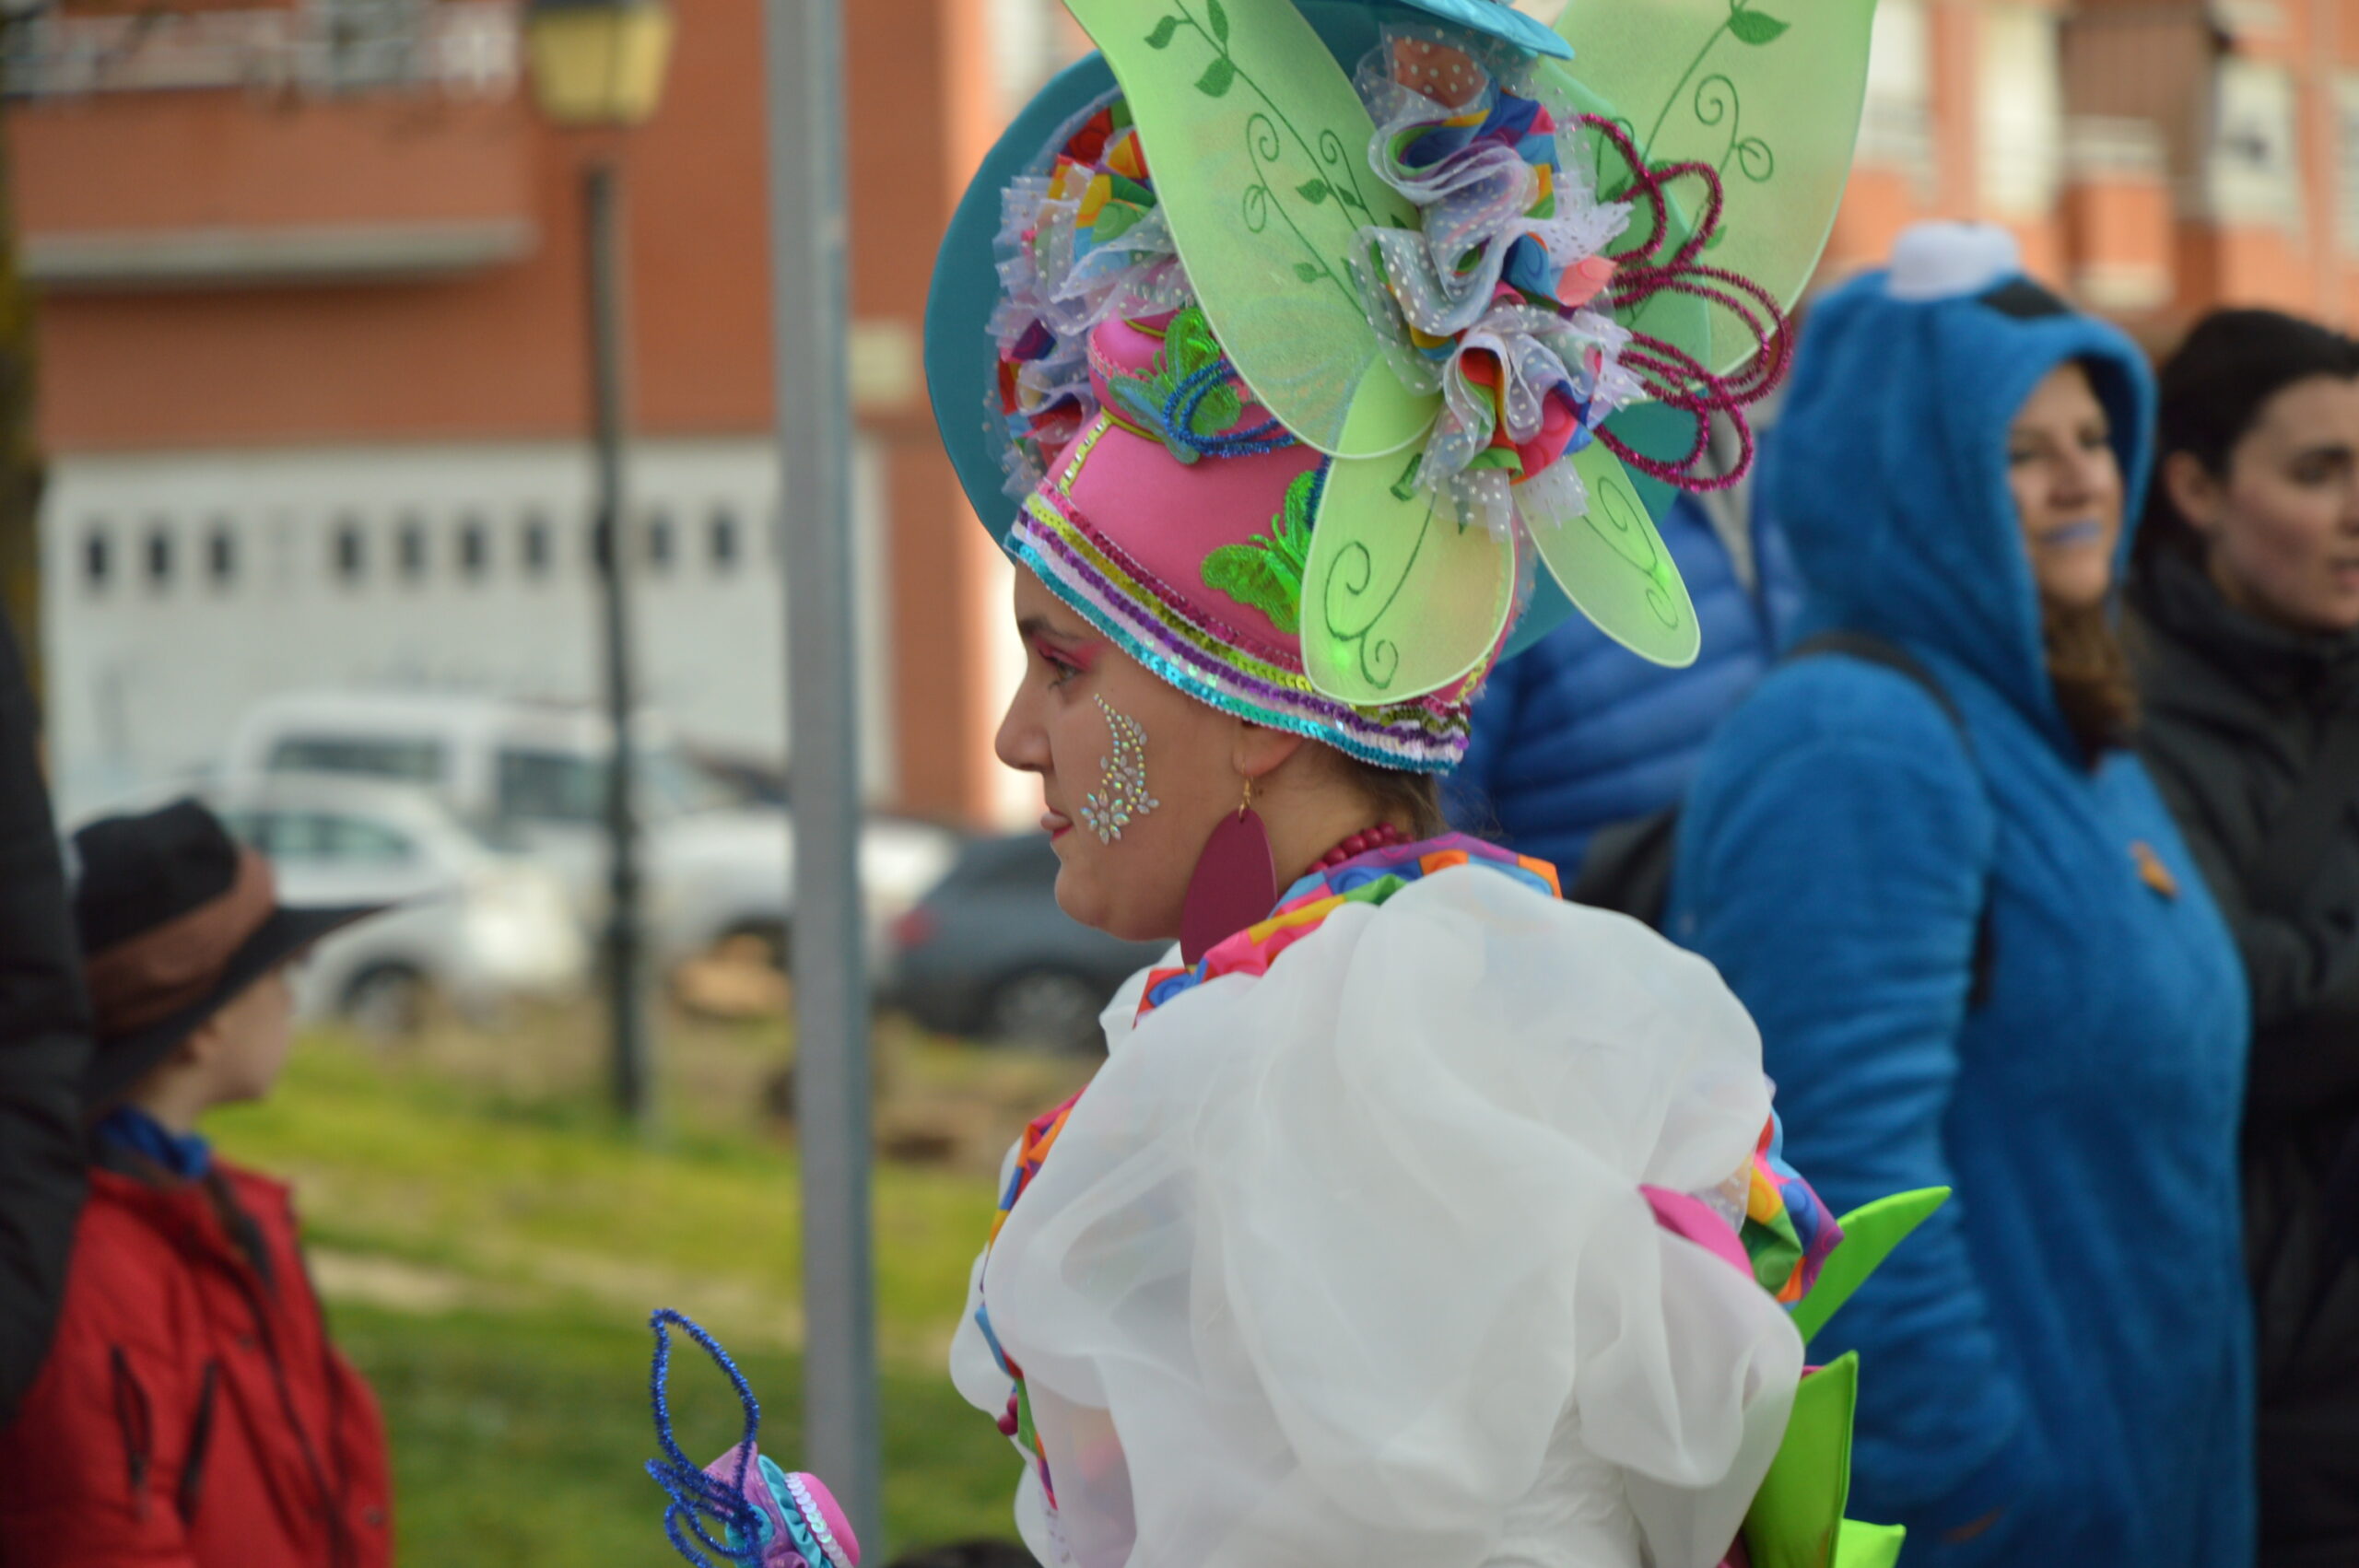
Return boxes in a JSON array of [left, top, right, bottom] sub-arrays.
[[208, 1002, 1094, 1566]]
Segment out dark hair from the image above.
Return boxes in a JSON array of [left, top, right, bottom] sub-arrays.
[[1337, 753, 1448, 837], [2045, 597, 2138, 763], [2141, 308, 2359, 567]]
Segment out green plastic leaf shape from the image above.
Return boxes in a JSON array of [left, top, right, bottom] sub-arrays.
[[1552, 0, 1877, 377], [1743, 1352, 1860, 1568], [1836, 1522, 1907, 1568], [1300, 387, 1512, 704], [1068, 0, 1438, 458], [1789, 1187, 1952, 1349], [1522, 442, 1700, 668]]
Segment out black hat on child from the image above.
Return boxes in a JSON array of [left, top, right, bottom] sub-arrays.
[[72, 799, 383, 1114]]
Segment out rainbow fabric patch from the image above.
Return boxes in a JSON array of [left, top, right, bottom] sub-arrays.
[[1742, 1112, 1844, 1305]]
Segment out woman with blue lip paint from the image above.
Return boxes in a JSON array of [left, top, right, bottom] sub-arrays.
[[1669, 223, 2256, 1568]]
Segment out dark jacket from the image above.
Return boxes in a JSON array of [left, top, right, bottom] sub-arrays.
[[1669, 267, 2254, 1567], [0, 606, 90, 1425], [1443, 490, 1804, 872], [0, 1153, 393, 1567], [2130, 547, 2359, 1568]]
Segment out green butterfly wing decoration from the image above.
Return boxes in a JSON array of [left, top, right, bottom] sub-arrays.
[[1301, 384, 1515, 706], [1066, 0, 1438, 459], [1551, 0, 1880, 377], [1521, 439, 1700, 669]]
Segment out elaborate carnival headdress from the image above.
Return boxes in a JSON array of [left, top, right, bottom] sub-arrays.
[[926, 0, 1881, 770]]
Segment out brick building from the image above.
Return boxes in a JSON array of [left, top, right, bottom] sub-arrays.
[[6, 0, 1062, 825], [1825, 0, 2359, 331], [13, 0, 2359, 828]]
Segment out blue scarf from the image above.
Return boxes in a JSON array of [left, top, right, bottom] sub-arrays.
[[96, 1106, 213, 1181]]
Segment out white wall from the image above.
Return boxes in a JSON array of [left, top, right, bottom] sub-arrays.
[[41, 435, 894, 822]]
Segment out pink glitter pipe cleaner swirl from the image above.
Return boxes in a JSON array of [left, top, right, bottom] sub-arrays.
[[1575, 114, 1793, 494]]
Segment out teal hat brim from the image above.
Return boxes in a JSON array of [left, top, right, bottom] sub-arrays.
[[921, 0, 1672, 661]]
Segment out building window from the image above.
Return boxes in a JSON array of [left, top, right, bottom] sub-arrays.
[[520, 512, 553, 578], [334, 519, 368, 585], [1976, 5, 2063, 218], [2334, 76, 2359, 251], [1860, 0, 1931, 170], [206, 521, 237, 587], [2211, 57, 2303, 228], [709, 507, 741, 572], [646, 509, 675, 572], [145, 523, 173, 588], [83, 527, 110, 591], [395, 515, 429, 580], [457, 515, 490, 580]]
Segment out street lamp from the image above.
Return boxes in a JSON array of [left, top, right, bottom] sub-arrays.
[[524, 0, 675, 1129]]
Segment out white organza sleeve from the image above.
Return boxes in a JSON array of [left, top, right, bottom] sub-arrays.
[[979, 870, 1802, 1568]]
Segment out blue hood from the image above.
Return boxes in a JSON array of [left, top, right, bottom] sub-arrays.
[[1766, 269, 2155, 742]]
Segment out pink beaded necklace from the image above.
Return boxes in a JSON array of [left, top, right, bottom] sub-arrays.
[[1309, 822, 1411, 872]]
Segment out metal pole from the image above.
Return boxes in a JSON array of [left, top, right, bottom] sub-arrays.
[[761, 0, 879, 1545], [586, 156, 653, 1132]]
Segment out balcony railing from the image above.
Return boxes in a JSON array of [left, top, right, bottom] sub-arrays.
[[1, 0, 520, 100]]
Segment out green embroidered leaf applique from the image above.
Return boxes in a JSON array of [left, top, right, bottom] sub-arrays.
[[1107, 305, 1246, 464], [1203, 469, 1318, 632]]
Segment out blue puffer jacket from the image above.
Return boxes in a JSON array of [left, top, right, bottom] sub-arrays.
[[1669, 271, 2255, 1567], [1443, 492, 1803, 872]]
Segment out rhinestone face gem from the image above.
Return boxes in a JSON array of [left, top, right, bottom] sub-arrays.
[[1078, 694, 1160, 845]]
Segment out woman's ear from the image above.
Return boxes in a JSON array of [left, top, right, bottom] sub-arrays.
[[2161, 451, 2224, 540], [1233, 722, 1308, 786]]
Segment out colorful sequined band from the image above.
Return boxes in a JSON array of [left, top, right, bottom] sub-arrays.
[[1008, 487, 1473, 773]]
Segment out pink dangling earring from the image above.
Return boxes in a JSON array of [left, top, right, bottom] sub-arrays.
[[1181, 776, 1277, 964]]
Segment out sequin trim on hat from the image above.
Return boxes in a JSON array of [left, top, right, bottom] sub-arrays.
[[1007, 484, 1472, 773]]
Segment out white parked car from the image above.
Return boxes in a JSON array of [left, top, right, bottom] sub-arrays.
[[204, 774, 588, 1032], [219, 690, 960, 967]]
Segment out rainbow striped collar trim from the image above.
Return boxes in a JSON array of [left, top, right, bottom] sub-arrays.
[[1134, 834, 1560, 1021]]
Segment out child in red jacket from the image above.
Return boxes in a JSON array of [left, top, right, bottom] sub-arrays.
[[0, 800, 393, 1567]]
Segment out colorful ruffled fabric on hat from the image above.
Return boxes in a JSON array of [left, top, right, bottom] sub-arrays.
[[992, 100, 1191, 497], [1347, 32, 1641, 540]]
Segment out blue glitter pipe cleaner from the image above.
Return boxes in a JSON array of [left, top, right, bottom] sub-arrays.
[[645, 1309, 863, 1568], [647, 1308, 767, 1568]]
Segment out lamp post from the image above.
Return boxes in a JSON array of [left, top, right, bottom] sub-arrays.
[[523, 0, 675, 1130]]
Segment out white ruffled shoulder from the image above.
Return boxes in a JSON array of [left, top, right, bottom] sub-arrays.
[[949, 867, 1800, 1568]]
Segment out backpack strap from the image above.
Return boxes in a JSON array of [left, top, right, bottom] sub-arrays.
[[1786, 630, 1969, 740], [1784, 630, 1995, 1009]]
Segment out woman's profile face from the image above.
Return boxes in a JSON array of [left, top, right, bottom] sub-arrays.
[[2007, 362, 2125, 614], [2170, 374, 2359, 636], [993, 569, 1245, 943]]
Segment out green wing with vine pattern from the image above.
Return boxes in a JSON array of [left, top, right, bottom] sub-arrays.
[[1301, 383, 1514, 707], [1065, 0, 1438, 459], [1551, 0, 1880, 377]]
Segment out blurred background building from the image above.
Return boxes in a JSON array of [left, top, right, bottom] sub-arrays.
[[10, 0, 2359, 834], [5, 0, 1078, 827], [1828, 0, 2359, 326]]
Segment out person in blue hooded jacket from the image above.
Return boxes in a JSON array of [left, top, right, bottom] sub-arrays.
[[1668, 223, 2255, 1566], [1445, 423, 1804, 872]]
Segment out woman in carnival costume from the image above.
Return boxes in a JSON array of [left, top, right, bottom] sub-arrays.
[[644, 2, 1936, 1565]]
